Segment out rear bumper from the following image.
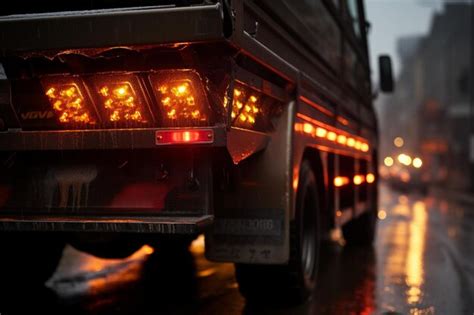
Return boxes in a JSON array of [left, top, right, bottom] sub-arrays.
[[0, 4, 224, 53], [0, 127, 226, 151], [0, 214, 213, 233]]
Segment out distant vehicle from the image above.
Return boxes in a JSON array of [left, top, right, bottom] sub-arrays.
[[0, 0, 392, 303]]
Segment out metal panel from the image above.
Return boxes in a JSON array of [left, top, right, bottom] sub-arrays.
[[0, 4, 224, 52], [0, 126, 227, 151], [0, 214, 213, 233]]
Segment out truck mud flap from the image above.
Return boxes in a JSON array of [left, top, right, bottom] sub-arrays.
[[0, 214, 213, 234]]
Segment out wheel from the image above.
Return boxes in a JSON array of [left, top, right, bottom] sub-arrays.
[[342, 208, 377, 246], [235, 160, 320, 304], [0, 232, 64, 289]]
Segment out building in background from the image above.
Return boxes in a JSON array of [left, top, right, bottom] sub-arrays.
[[379, 1, 473, 192]]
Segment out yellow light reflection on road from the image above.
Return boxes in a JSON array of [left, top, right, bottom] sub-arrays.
[[406, 201, 427, 304]]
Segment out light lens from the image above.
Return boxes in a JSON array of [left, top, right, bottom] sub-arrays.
[[155, 129, 214, 145], [150, 70, 210, 127], [230, 84, 261, 127], [92, 75, 150, 125], [43, 81, 95, 125]]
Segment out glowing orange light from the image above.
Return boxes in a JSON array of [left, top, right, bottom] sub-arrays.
[[347, 137, 355, 147], [334, 176, 350, 187], [355, 141, 362, 150], [366, 173, 375, 183], [303, 123, 314, 134], [156, 129, 214, 145], [316, 127, 327, 138], [327, 131, 337, 141], [97, 82, 147, 123], [361, 143, 369, 152], [231, 86, 261, 126], [337, 134, 347, 145], [44, 83, 95, 124], [353, 175, 364, 185]]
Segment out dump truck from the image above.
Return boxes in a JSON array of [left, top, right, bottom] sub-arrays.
[[0, 0, 392, 302]]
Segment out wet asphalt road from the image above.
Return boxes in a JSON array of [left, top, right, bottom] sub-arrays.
[[1, 184, 474, 315]]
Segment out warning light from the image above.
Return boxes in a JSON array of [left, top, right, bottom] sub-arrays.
[[334, 176, 350, 187], [97, 82, 147, 123], [43, 82, 95, 125], [155, 129, 214, 145], [151, 70, 210, 127], [230, 84, 261, 127]]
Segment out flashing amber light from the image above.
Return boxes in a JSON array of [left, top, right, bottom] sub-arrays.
[[347, 137, 355, 147], [303, 123, 314, 134], [44, 84, 95, 124], [334, 176, 350, 187], [158, 80, 206, 123], [316, 127, 327, 138], [155, 129, 214, 145], [327, 131, 337, 141], [366, 173, 375, 183], [384, 156, 394, 167], [353, 175, 364, 185], [97, 82, 147, 123], [231, 86, 260, 126], [361, 143, 369, 152], [337, 134, 347, 145]]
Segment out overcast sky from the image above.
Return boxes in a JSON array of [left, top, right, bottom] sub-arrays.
[[365, 0, 443, 84]]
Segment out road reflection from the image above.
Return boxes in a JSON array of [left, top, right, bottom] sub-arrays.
[[2, 185, 474, 315]]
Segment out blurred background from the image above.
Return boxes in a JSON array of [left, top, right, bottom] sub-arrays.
[[368, 0, 473, 197]]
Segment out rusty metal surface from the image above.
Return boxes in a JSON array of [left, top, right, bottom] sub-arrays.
[[0, 4, 224, 52], [0, 214, 213, 233]]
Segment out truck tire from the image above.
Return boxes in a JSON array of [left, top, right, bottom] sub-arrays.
[[235, 160, 320, 304], [342, 208, 377, 246], [0, 232, 64, 289]]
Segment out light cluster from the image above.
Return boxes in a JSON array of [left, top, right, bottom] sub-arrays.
[[45, 84, 94, 124], [295, 121, 370, 153], [158, 80, 206, 123], [228, 88, 260, 125], [98, 83, 147, 123]]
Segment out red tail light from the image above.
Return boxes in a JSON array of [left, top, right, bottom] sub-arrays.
[[41, 77, 97, 126], [90, 74, 152, 126], [149, 70, 210, 127], [155, 129, 214, 145]]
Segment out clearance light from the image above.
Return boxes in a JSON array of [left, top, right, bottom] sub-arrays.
[[334, 176, 350, 187], [303, 123, 314, 134], [327, 131, 337, 141], [353, 175, 364, 185], [43, 81, 95, 125], [347, 138, 355, 147], [155, 129, 213, 145], [151, 70, 210, 127], [316, 127, 327, 138], [230, 85, 261, 127], [366, 173, 375, 183], [361, 143, 369, 152], [337, 135, 347, 145]]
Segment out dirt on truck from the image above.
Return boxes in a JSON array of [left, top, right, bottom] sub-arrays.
[[0, 0, 392, 303]]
